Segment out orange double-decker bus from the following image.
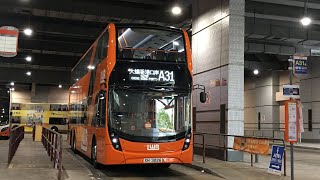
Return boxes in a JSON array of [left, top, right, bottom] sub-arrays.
[[68, 23, 194, 168]]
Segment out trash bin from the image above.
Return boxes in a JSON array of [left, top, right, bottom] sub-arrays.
[[34, 125, 42, 142]]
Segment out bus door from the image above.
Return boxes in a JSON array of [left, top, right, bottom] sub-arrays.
[[92, 91, 107, 158]]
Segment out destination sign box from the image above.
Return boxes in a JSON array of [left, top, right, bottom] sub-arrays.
[[128, 68, 174, 82]]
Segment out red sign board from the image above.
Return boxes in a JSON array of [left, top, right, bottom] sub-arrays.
[[233, 137, 270, 155], [285, 100, 299, 143], [0, 26, 19, 57]]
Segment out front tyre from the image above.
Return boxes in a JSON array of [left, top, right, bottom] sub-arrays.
[[71, 132, 77, 154], [91, 140, 99, 169], [159, 164, 171, 168]]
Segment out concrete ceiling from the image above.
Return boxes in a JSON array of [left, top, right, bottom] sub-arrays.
[[245, 0, 320, 76], [0, 0, 192, 86], [1, 0, 320, 82]]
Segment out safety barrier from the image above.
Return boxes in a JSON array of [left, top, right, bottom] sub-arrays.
[[7, 126, 24, 165], [193, 132, 287, 176], [244, 129, 285, 140], [42, 127, 63, 180]]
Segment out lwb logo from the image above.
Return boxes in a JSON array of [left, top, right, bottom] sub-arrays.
[[147, 144, 159, 151]]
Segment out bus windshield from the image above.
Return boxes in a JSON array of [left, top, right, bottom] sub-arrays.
[[117, 27, 186, 62], [109, 88, 191, 142]]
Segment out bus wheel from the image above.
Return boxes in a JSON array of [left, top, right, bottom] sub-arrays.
[[71, 133, 77, 153], [51, 126, 59, 132], [91, 140, 99, 169], [69, 131, 72, 146]]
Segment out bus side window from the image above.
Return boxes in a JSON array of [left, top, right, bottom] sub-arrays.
[[95, 30, 108, 64]]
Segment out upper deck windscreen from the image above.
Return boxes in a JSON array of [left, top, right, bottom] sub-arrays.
[[117, 27, 186, 62]]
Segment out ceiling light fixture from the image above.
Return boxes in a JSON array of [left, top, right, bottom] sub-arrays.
[[253, 69, 259, 75], [171, 6, 182, 15], [23, 28, 33, 36], [301, 0, 312, 26], [26, 71, 31, 76], [301, 17, 312, 26]]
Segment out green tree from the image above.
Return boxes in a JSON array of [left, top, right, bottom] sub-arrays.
[[158, 109, 173, 130]]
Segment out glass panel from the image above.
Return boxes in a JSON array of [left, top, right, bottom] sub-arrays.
[[71, 48, 93, 84], [94, 31, 109, 65], [109, 89, 191, 141], [69, 102, 87, 125], [49, 118, 67, 125], [117, 28, 186, 62]]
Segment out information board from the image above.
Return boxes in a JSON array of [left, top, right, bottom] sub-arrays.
[[0, 26, 19, 57], [268, 145, 284, 176], [283, 85, 300, 99], [285, 100, 298, 142]]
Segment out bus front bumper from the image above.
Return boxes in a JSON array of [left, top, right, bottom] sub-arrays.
[[101, 144, 193, 165]]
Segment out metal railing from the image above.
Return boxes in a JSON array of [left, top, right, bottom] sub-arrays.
[[42, 127, 63, 180], [7, 126, 24, 165], [244, 129, 285, 140], [193, 132, 287, 176]]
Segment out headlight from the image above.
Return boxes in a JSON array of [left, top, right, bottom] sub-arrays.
[[182, 133, 191, 151], [110, 132, 122, 151]]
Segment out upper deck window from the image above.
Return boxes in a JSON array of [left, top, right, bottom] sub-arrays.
[[117, 28, 186, 62]]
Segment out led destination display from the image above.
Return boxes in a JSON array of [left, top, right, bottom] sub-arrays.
[[128, 68, 175, 82]]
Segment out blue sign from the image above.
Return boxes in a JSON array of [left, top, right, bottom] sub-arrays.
[[294, 58, 307, 74], [268, 145, 284, 175]]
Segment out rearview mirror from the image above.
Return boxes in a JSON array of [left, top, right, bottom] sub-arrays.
[[200, 92, 206, 103]]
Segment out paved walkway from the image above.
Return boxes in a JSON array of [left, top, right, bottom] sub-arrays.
[[294, 142, 320, 150], [189, 154, 288, 180], [1, 134, 320, 180], [190, 145, 320, 180], [0, 134, 94, 180], [0, 137, 9, 169], [1, 134, 57, 180]]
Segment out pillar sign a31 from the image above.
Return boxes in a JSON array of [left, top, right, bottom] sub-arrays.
[[293, 55, 307, 75]]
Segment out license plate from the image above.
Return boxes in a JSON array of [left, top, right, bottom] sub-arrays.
[[143, 158, 162, 163]]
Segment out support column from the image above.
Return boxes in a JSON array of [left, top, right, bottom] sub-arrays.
[[192, 0, 245, 161], [31, 83, 36, 97]]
